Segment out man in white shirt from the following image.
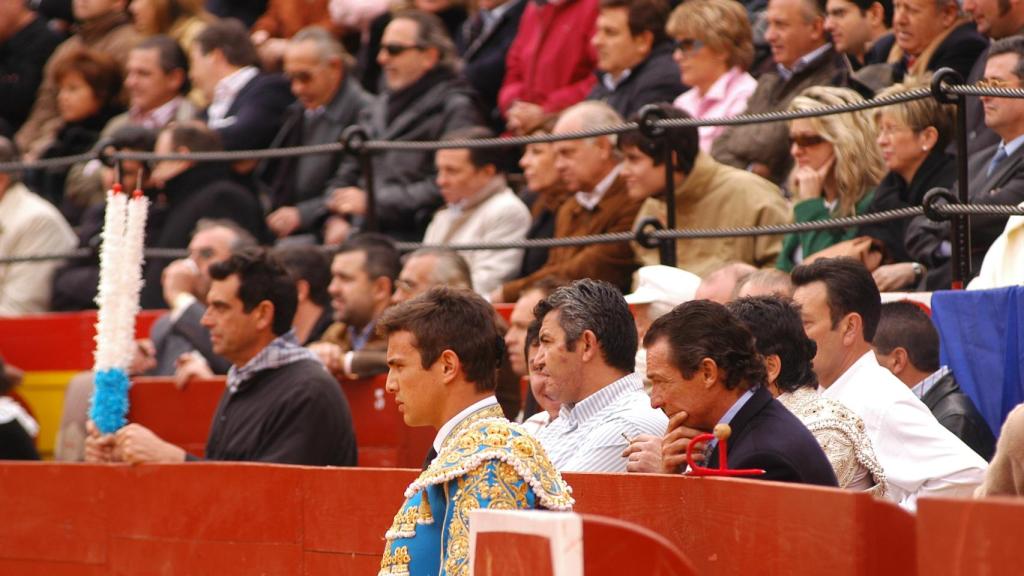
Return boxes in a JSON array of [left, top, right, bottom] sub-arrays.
[[0, 137, 77, 316], [792, 257, 987, 509], [376, 286, 572, 575], [424, 126, 531, 297], [532, 279, 668, 472]]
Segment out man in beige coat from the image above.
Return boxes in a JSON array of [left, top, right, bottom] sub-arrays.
[[620, 105, 791, 277], [424, 127, 531, 297]]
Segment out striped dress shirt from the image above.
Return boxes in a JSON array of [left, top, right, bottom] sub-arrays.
[[536, 373, 668, 472]]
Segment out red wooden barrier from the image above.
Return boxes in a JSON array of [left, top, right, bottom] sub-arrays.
[[128, 375, 435, 468], [0, 463, 938, 576], [916, 496, 1024, 576]]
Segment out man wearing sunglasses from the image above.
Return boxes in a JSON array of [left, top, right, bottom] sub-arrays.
[[323, 10, 484, 245], [259, 26, 372, 242]]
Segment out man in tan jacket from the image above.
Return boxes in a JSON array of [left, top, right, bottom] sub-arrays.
[[620, 105, 791, 277]]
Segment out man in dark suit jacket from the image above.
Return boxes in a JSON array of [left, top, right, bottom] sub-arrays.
[[190, 18, 294, 153], [458, 0, 527, 133], [586, 0, 685, 119], [635, 299, 838, 486], [142, 122, 266, 309], [259, 27, 373, 241], [873, 301, 996, 460]]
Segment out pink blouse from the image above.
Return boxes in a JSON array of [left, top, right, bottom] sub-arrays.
[[674, 67, 758, 152]]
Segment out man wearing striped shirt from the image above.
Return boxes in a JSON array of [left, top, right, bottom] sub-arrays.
[[532, 279, 668, 472]]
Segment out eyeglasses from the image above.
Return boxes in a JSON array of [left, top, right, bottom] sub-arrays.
[[978, 77, 1020, 89], [673, 38, 705, 53], [789, 134, 828, 148], [380, 43, 425, 57]]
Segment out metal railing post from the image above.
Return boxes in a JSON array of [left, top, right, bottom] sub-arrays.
[[341, 125, 377, 232], [638, 105, 677, 267], [932, 68, 971, 289]]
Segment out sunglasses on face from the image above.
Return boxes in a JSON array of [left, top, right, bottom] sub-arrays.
[[380, 43, 424, 57], [673, 38, 705, 53], [789, 134, 828, 148]]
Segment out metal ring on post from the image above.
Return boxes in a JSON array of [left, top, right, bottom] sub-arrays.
[[637, 104, 668, 140], [341, 125, 369, 155], [634, 217, 665, 249], [922, 187, 958, 222], [930, 67, 962, 104], [95, 139, 119, 168]]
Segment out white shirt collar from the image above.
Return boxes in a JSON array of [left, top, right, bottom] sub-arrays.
[[574, 164, 621, 211], [432, 395, 499, 453], [207, 66, 259, 125]]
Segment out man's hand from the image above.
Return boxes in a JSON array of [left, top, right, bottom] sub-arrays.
[[266, 206, 302, 238], [506, 101, 546, 135], [328, 187, 368, 217], [129, 339, 157, 376], [323, 216, 352, 246], [161, 258, 200, 306], [84, 420, 117, 463], [662, 411, 707, 473], [622, 434, 668, 473], [309, 342, 344, 375], [114, 423, 186, 464], [873, 262, 918, 292], [174, 351, 213, 390]]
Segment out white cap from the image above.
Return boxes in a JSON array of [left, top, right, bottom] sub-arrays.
[[625, 265, 701, 307]]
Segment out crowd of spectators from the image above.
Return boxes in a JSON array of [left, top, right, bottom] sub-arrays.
[[0, 0, 1022, 509]]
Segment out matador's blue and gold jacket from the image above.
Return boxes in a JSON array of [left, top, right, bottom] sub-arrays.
[[378, 404, 574, 576]]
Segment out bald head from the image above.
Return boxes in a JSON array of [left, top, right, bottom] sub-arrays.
[[695, 262, 758, 304]]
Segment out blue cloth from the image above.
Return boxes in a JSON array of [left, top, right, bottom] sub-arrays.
[[931, 287, 1024, 437]]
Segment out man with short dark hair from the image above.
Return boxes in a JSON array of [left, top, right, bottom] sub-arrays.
[[310, 234, 400, 380], [424, 127, 531, 296], [531, 279, 667, 471], [85, 248, 358, 466], [792, 257, 987, 508], [260, 26, 373, 241], [324, 10, 484, 244], [824, 0, 891, 68], [963, 0, 1024, 153], [377, 287, 572, 576], [190, 18, 293, 152], [274, 244, 335, 346], [636, 299, 838, 485], [586, 0, 684, 117], [873, 301, 996, 460], [0, 0, 61, 137], [141, 122, 266, 308], [621, 105, 790, 276]]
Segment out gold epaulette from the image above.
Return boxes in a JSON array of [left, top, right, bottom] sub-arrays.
[[405, 417, 574, 511]]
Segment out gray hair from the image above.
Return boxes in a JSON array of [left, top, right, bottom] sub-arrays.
[[407, 248, 473, 290], [556, 100, 624, 148], [291, 25, 354, 69], [193, 218, 258, 249]]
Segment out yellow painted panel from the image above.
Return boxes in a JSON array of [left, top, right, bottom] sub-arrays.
[[18, 370, 79, 459]]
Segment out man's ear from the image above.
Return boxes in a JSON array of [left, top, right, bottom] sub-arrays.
[[700, 357, 719, 388], [889, 347, 911, 376], [840, 312, 864, 346], [371, 275, 392, 304], [579, 329, 599, 363], [867, 1, 886, 27], [438, 349, 461, 384], [253, 300, 275, 332], [295, 279, 310, 303], [764, 354, 782, 385]]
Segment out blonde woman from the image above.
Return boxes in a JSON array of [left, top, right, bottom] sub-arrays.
[[668, 0, 757, 152], [777, 86, 886, 271]]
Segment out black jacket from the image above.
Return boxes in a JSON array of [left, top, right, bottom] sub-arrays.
[[922, 371, 996, 461], [906, 142, 1024, 289], [709, 386, 839, 487], [0, 15, 62, 137], [204, 72, 294, 152], [859, 148, 956, 263], [586, 41, 687, 119], [327, 67, 484, 241], [141, 163, 265, 308], [459, 0, 528, 132]]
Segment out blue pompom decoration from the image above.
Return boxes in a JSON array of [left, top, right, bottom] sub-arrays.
[[90, 368, 131, 434]]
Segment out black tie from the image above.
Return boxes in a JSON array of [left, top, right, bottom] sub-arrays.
[[422, 446, 437, 470]]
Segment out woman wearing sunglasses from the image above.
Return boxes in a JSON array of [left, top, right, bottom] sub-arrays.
[[776, 86, 886, 272], [667, 0, 757, 152]]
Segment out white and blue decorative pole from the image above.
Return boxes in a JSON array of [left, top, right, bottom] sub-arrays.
[[89, 182, 149, 434]]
